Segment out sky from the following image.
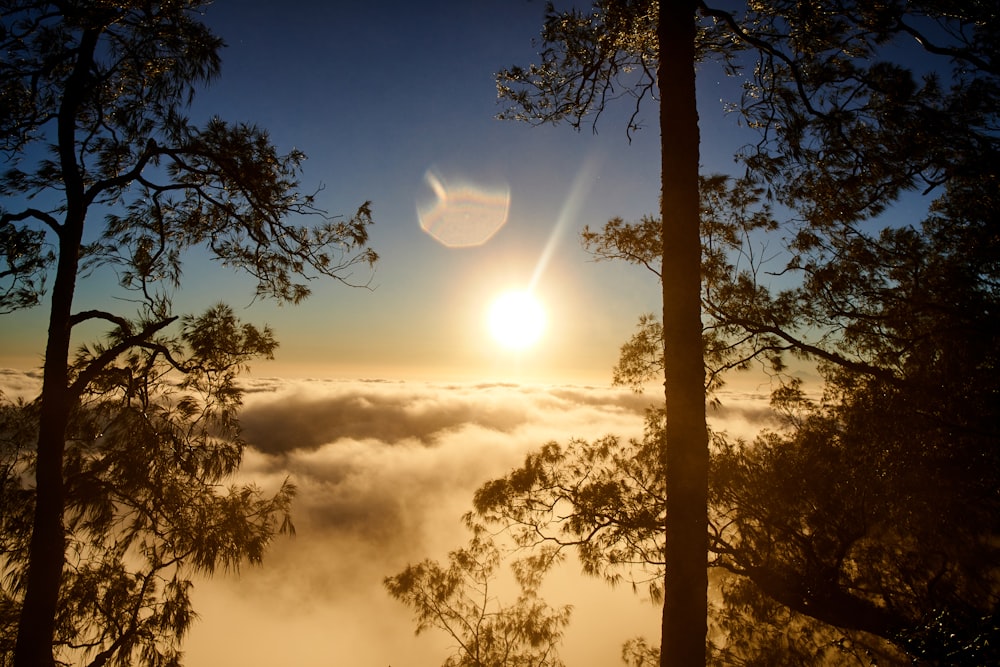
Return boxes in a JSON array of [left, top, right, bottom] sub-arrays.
[[0, 1, 780, 665], [0, 0, 754, 384]]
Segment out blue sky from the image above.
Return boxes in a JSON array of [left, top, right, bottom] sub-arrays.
[[1, 0, 753, 384]]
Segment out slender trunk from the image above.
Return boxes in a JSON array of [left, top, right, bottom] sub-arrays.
[[14, 26, 99, 667], [658, 1, 707, 665], [14, 227, 81, 667]]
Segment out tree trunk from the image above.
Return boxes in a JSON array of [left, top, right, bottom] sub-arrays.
[[14, 236, 78, 667], [658, 1, 708, 665], [14, 26, 98, 667]]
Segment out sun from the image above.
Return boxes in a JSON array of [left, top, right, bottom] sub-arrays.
[[486, 290, 546, 350]]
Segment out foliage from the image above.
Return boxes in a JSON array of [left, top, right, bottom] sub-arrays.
[[478, 162, 1000, 663], [0, 3, 376, 311], [415, 1, 999, 664], [712, 0, 1000, 230], [710, 169, 1000, 662], [0, 1, 376, 664], [384, 529, 571, 667], [583, 175, 788, 395], [1, 305, 296, 666], [472, 422, 664, 601], [708, 573, 910, 666], [496, 0, 658, 137], [619, 637, 658, 667], [495, 0, 742, 139]]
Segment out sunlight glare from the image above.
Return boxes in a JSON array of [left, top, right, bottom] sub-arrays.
[[486, 290, 546, 350]]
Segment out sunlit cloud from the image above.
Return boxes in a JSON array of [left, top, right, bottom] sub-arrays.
[[0, 368, 42, 401], [0, 371, 773, 666], [417, 170, 511, 248]]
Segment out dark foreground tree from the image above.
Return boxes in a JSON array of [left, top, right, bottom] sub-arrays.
[[0, 305, 297, 666], [474, 163, 1000, 663], [498, 1, 707, 662], [710, 168, 1000, 663], [0, 2, 376, 665], [498, 1, 998, 663]]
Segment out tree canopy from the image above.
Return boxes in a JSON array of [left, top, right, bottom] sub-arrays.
[[472, 163, 1000, 663], [0, 2, 376, 665], [420, 2, 1000, 664], [385, 529, 572, 667]]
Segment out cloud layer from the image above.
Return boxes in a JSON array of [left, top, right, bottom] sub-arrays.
[[0, 372, 772, 666]]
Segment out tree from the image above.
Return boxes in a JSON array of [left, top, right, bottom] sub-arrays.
[[703, 1, 999, 232], [498, 2, 707, 662], [708, 168, 1000, 663], [473, 159, 1000, 663], [1, 305, 298, 666], [498, 1, 998, 663], [384, 529, 572, 667], [394, 202, 999, 662], [0, 2, 376, 665]]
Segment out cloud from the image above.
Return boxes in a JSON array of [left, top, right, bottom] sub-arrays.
[[0, 368, 42, 401], [226, 379, 772, 594], [236, 379, 652, 454], [182, 380, 677, 666], [235, 380, 656, 562], [0, 371, 775, 666]]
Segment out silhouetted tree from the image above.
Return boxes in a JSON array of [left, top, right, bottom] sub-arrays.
[[498, 2, 706, 661], [477, 162, 1000, 663], [0, 305, 297, 666], [385, 529, 571, 667], [498, 2, 998, 663], [709, 168, 1000, 663], [0, 2, 376, 665]]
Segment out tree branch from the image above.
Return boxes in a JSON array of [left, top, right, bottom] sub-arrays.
[[68, 316, 178, 400], [1, 208, 61, 233]]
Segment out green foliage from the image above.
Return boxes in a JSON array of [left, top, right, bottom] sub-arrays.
[[384, 529, 571, 667]]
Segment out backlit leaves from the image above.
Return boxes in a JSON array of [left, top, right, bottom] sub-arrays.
[[1, 304, 297, 666]]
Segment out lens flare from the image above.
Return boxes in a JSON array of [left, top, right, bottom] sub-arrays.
[[529, 155, 600, 290], [417, 170, 510, 248]]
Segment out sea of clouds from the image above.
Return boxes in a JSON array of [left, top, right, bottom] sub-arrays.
[[1, 371, 774, 666]]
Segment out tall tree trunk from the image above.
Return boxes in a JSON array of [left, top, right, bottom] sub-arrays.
[[14, 27, 99, 667], [658, 1, 708, 665], [14, 231, 79, 667]]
